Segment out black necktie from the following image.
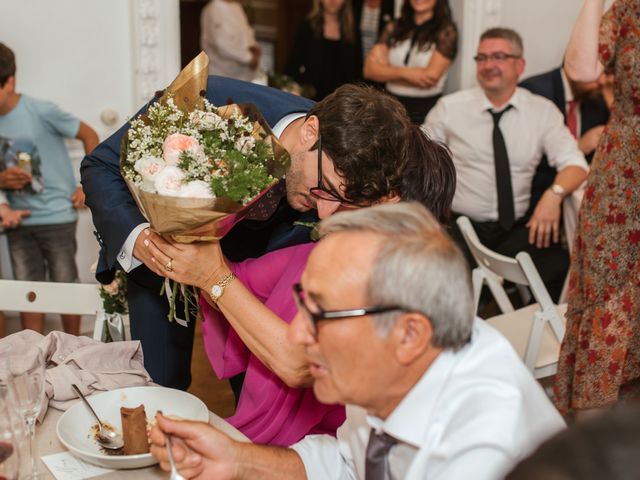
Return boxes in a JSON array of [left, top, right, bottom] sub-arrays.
[[365, 430, 397, 480], [489, 106, 515, 230]]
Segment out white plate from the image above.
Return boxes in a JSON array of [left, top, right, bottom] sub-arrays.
[[56, 386, 209, 469]]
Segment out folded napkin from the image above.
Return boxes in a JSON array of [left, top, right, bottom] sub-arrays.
[[0, 330, 152, 421]]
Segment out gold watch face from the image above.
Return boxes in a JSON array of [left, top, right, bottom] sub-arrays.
[[211, 284, 223, 298]]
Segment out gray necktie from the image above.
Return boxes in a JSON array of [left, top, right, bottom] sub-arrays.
[[365, 430, 397, 480]]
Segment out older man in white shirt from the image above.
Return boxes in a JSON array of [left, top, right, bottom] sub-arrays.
[[148, 203, 565, 480], [424, 28, 589, 301]]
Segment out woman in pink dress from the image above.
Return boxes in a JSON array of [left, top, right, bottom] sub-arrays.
[[144, 125, 455, 445]]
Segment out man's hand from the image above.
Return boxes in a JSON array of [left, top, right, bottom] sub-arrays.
[[0, 208, 31, 229], [578, 125, 605, 156], [149, 414, 239, 480], [0, 167, 31, 190], [71, 186, 86, 209], [527, 190, 563, 248]]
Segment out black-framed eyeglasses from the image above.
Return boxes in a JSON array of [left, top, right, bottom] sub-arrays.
[[293, 283, 404, 335], [308, 136, 360, 208], [473, 52, 521, 63]]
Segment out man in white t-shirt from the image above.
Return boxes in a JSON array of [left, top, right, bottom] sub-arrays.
[[148, 203, 565, 480]]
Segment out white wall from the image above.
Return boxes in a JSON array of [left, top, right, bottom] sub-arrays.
[[0, 0, 181, 284]]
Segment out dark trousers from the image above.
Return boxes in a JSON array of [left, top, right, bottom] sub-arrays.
[[127, 278, 195, 390], [449, 215, 569, 302]]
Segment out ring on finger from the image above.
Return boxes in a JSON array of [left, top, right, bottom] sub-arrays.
[[164, 258, 174, 272]]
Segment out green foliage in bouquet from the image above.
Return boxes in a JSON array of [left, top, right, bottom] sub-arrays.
[[122, 95, 277, 205], [99, 270, 128, 315]]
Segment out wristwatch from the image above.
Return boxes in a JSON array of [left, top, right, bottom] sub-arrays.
[[549, 184, 566, 198], [209, 272, 236, 303]]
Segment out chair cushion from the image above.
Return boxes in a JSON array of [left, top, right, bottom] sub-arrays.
[[486, 303, 567, 369]]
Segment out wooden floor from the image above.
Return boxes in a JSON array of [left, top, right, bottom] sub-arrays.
[[187, 319, 236, 418]]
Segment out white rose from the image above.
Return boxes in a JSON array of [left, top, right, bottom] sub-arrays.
[[154, 166, 185, 197], [162, 133, 203, 166], [179, 180, 215, 199], [134, 156, 165, 191]]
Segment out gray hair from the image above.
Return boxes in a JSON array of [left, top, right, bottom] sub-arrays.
[[318, 202, 474, 350], [480, 27, 524, 57]]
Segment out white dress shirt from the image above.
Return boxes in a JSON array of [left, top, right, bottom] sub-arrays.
[[116, 113, 304, 272], [386, 38, 447, 98], [423, 87, 588, 222], [200, 0, 257, 81], [292, 319, 565, 480]]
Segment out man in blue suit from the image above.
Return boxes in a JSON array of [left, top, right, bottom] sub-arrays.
[[81, 77, 416, 391], [520, 66, 610, 210]]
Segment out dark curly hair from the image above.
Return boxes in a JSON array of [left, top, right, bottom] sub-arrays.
[[0, 43, 16, 87], [307, 84, 412, 204], [307, 84, 455, 222]]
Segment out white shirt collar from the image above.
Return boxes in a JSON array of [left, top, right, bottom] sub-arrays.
[[560, 68, 575, 103], [366, 321, 480, 448], [271, 112, 306, 139], [477, 87, 523, 114]]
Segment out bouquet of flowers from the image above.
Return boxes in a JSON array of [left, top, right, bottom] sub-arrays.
[[98, 270, 128, 342], [121, 52, 289, 323]]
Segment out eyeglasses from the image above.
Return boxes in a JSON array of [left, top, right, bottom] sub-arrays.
[[293, 283, 404, 336], [473, 52, 521, 63], [308, 136, 360, 208]]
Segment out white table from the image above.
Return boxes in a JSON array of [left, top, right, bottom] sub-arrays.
[[35, 407, 248, 479]]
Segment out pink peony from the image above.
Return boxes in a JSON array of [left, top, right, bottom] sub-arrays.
[[154, 166, 185, 196], [162, 133, 202, 165]]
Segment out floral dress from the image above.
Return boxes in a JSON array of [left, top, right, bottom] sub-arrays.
[[554, 0, 640, 414]]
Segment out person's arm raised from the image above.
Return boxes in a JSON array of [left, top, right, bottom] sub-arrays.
[[565, 0, 606, 82]]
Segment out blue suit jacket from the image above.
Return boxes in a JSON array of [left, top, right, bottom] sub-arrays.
[[81, 76, 315, 284], [520, 67, 609, 211]]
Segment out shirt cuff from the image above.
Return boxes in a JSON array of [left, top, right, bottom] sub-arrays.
[[290, 434, 349, 480], [118, 222, 150, 272]]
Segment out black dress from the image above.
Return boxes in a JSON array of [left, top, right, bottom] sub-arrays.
[[285, 20, 362, 100]]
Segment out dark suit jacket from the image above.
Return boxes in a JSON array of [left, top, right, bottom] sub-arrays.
[[81, 76, 315, 286], [520, 67, 609, 210]]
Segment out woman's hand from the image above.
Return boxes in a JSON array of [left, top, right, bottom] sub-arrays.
[[143, 230, 228, 289], [402, 68, 438, 88]]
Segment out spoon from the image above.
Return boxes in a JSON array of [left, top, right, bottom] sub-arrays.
[[71, 384, 124, 450], [165, 434, 186, 480]]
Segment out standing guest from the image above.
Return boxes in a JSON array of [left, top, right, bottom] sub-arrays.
[[200, 0, 261, 82], [286, 0, 362, 100], [554, 0, 640, 419], [352, 0, 395, 61], [0, 43, 99, 336], [424, 28, 589, 301], [81, 80, 428, 391], [363, 0, 458, 123], [149, 203, 565, 480], [520, 65, 610, 209]]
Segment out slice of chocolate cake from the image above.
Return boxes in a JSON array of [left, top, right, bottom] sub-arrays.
[[120, 405, 150, 455]]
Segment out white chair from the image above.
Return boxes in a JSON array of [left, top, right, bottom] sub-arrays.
[[0, 279, 113, 340], [456, 216, 567, 378]]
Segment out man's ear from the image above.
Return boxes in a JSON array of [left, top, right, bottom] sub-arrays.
[[5, 75, 16, 93], [300, 115, 320, 150], [516, 57, 526, 77], [377, 193, 401, 205], [391, 312, 434, 365]]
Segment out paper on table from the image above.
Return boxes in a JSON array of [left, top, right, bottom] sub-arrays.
[[42, 452, 114, 480]]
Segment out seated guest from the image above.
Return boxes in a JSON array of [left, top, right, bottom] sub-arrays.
[[423, 27, 589, 301], [507, 404, 640, 480], [520, 64, 610, 209], [143, 93, 457, 446], [149, 203, 565, 480], [364, 0, 458, 123]]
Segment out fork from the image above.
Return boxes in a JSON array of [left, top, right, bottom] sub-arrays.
[[165, 434, 186, 480]]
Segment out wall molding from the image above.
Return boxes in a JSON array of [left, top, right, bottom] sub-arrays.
[[130, 0, 181, 109]]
